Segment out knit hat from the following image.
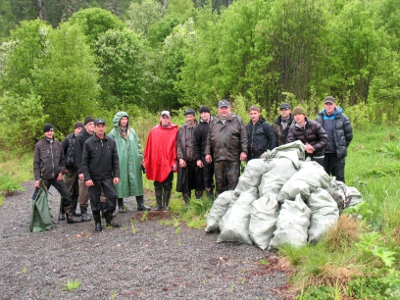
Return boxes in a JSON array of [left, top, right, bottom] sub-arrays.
[[292, 106, 306, 115], [84, 116, 95, 125], [324, 96, 336, 104], [184, 108, 196, 116], [43, 123, 54, 133], [199, 105, 210, 114], [73, 122, 84, 129], [280, 103, 291, 110]]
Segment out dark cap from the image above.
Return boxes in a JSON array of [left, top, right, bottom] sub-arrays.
[[218, 100, 230, 108], [43, 123, 54, 133], [84, 116, 95, 125], [199, 105, 210, 114], [73, 122, 84, 129], [95, 118, 106, 126], [280, 103, 291, 110], [324, 96, 336, 104], [184, 108, 196, 116], [160, 110, 170, 117]]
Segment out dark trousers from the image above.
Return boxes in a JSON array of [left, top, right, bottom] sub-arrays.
[[202, 156, 215, 189], [214, 160, 240, 196], [183, 160, 204, 192], [324, 153, 346, 183], [62, 169, 79, 208], [32, 178, 73, 209], [89, 178, 117, 214], [306, 153, 325, 167], [154, 171, 173, 193]]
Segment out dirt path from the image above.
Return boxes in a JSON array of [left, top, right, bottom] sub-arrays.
[[0, 181, 291, 299]]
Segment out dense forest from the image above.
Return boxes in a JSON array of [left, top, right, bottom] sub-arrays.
[[1, 0, 400, 153]]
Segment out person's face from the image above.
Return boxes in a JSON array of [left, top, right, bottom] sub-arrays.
[[160, 115, 171, 126], [86, 122, 95, 134], [44, 129, 54, 139], [200, 112, 210, 123], [95, 124, 106, 135], [185, 114, 195, 125], [280, 108, 291, 118], [249, 110, 260, 123], [120, 116, 128, 127], [294, 113, 306, 124], [218, 106, 231, 118], [324, 102, 336, 115], [74, 127, 83, 135]]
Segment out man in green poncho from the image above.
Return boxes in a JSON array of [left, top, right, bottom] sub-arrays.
[[108, 111, 150, 212]]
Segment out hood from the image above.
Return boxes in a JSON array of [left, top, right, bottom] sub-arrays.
[[113, 111, 129, 128], [320, 107, 343, 119]]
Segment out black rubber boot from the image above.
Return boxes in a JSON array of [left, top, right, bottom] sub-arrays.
[[105, 211, 119, 228], [195, 190, 203, 199], [155, 187, 163, 211], [163, 189, 171, 211], [58, 201, 65, 221], [93, 213, 102, 232], [136, 195, 151, 211], [117, 198, 127, 213], [80, 207, 91, 222], [183, 191, 191, 207]]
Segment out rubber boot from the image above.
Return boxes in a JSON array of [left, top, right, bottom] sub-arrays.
[[118, 198, 127, 213], [80, 207, 91, 222], [136, 195, 150, 211], [105, 211, 119, 228], [93, 213, 102, 232], [155, 187, 163, 211], [183, 191, 191, 207], [206, 188, 214, 200], [195, 190, 203, 199], [65, 207, 80, 224], [163, 189, 171, 211], [58, 201, 65, 221]]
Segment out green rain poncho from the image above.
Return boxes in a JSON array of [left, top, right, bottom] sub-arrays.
[[108, 111, 144, 197]]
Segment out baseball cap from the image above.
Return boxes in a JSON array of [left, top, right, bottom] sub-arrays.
[[280, 103, 291, 110], [160, 110, 170, 117], [324, 96, 336, 104], [218, 100, 230, 108], [95, 118, 106, 126]]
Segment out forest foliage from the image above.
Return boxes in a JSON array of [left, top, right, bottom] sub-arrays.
[[1, 0, 400, 153]]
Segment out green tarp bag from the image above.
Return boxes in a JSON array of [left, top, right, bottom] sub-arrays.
[[30, 183, 52, 232]]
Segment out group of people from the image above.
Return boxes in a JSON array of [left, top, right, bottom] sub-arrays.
[[33, 96, 353, 232]]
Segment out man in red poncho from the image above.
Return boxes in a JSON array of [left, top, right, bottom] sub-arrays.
[[144, 111, 178, 211]]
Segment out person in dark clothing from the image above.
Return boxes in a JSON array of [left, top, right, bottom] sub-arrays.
[[74, 116, 95, 222], [273, 103, 294, 146], [33, 123, 79, 224], [58, 121, 84, 221], [245, 105, 277, 160], [81, 118, 120, 232], [316, 96, 353, 182], [193, 105, 215, 199], [287, 106, 328, 166], [176, 108, 204, 205]]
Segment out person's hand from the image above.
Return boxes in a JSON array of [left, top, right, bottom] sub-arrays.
[[172, 162, 178, 172], [113, 177, 120, 185], [206, 155, 212, 163], [240, 152, 247, 161], [85, 179, 94, 187], [78, 173, 84, 181], [197, 160, 204, 168], [179, 158, 186, 168], [57, 172, 63, 181], [35, 180, 40, 189], [305, 143, 314, 154], [64, 169, 69, 175]]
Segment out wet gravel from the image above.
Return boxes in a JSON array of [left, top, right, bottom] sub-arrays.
[[0, 181, 291, 299]]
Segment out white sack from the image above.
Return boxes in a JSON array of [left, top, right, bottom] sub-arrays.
[[234, 159, 270, 194], [217, 187, 259, 245], [205, 191, 237, 233], [249, 196, 280, 250]]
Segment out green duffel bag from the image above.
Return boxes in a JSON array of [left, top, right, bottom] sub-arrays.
[[30, 182, 52, 232]]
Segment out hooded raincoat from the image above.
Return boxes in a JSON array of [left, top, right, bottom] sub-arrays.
[[108, 111, 144, 197]]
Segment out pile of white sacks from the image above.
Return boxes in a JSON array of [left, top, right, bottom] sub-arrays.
[[205, 141, 362, 251]]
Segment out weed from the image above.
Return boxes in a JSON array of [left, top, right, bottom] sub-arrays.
[[175, 226, 181, 234], [131, 219, 137, 234], [230, 282, 235, 293], [259, 258, 269, 266], [110, 289, 118, 299], [62, 279, 81, 291], [141, 210, 149, 221], [0, 196, 4, 206], [0, 175, 25, 197], [177, 237, 182, 247], [23, 266, 27, 273]]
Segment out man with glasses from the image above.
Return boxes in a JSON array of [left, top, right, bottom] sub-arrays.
[[273, 103, 294, 146], [316, 96, 353, 182]]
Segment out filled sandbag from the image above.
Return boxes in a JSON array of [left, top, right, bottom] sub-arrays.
[[249, 196, 280, 250], [269, 194, 311, 250], [326, 178, 363, 212], [277, 160, 330, 201], [217, 187, 259, 245], [205, 191, 237, 233], [234, 158, 270, 194], [306, 188, 339, 244]]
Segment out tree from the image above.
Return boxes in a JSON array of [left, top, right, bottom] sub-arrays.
[[126, 0, 164, 36]]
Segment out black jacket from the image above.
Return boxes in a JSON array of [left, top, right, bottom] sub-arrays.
[[34, 138, 65, 180], [62, 133, 77, 170], [81, 134, 120, 181], [74, 128, 94, 173], [272, 114, 294, 146], [316, 108, 353, 158], [245, 117, 277, 160], [287, 118, 328, 158], [193, 117, 212, 161]]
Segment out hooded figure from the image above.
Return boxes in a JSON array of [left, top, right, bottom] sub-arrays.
[[108, 111, 150, 212]]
